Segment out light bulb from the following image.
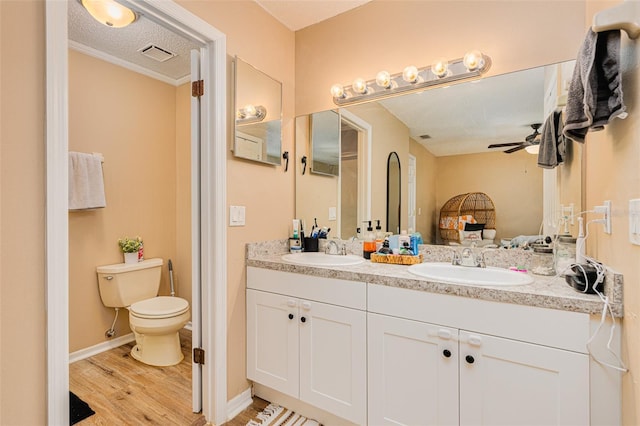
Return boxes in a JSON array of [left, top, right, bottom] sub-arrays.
[[431, 58, 449, 78], [402, 65, 419, 83], [243, 104, 257, 117], [463, 50, 485, 71], [376, 71, 391, 88], [330, 83, 345, 98], [352, 78, 368, 95], [81, 0, 137, 28], [525, 144, 540, 155]]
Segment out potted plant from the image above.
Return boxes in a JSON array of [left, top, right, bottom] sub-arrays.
[[118, 236, 142, 264]]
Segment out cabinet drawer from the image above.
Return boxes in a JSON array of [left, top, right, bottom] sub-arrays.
[[248, 267, 366, 310], [368, 283, 590, 353]]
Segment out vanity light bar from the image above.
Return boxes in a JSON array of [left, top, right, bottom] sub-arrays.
[[331, 52, 491, 106]]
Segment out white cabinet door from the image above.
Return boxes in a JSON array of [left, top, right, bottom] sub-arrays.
[[368, 313, 459, 426], [459, 330, 590, 426], [246, 289, 299, 398], [299, 300, 367, 425]]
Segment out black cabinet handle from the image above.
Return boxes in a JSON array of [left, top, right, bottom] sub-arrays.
[[442, 349, 452, 358], [288, 313, 294, 320], [465, 355, 475, 364], [300, 316, 307, 323]]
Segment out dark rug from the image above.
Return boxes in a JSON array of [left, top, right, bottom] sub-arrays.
[[70, 391, 95, 425]]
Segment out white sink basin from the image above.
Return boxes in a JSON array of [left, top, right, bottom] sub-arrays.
[[281, 252, 365, 267], [408, 262, 533, 286]]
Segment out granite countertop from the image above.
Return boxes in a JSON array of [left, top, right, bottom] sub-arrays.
[[246, 240, 624, 317]]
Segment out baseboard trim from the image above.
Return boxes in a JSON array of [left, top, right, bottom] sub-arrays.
[[69, 333, 135, 364], [226, 387, 253, 422]]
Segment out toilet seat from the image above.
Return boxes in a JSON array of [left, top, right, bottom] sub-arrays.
[[130, 296, 189, 319]]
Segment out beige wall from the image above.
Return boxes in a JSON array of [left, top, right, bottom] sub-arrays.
[[68, 51, 191, 352], [176, 0, 296, 400], [410, 139, 437, 243], [584, 2, 640, 423], [435, 151, 543, 243], [0, 1, 46, 424]]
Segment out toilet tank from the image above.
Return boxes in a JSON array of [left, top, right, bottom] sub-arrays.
[[96, 258, 163, 308]]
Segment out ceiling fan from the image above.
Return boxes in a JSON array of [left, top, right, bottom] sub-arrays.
[[487, 123, 542, 153]]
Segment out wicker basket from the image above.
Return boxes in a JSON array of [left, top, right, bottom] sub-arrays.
[[438, 192, 496, 244], [370, 253, 423, 265]]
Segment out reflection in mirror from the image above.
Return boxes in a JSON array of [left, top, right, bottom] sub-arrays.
[[387, 152, 401, 234], [233, 57, 282, 165], [296, 60, 581, 244], [311, 110, 340, 176]]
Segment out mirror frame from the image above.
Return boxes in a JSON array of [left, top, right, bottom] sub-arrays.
[[386, 152, 401, 234], [233, 56, 283, 166]]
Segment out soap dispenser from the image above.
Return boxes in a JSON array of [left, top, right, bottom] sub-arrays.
[[375, 220, 384, 250], [363, 221, 376, 260]]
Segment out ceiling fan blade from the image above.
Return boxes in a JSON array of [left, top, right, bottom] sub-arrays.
[[487, 142, 523, 149], [504, 144, 527, 154]]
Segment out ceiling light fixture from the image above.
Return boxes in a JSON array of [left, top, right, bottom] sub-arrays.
[[331, 50, 491, 106], [236, 104, 267, 124], [80, 0, 137, 28]]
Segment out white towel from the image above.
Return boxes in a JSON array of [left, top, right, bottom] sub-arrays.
[[562, 29, 627, 143], [69, 152, 106, 210]]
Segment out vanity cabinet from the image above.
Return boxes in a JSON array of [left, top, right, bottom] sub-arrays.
[[368, 285, 591, 426], [246, 267, 367, 425]]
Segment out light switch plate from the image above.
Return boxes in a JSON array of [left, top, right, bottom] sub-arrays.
[[630, 199, 640, 246], [329, 207, 337, 221], [229, 205, 246, 226]]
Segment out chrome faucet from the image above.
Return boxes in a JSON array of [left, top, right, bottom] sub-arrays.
[[325, 240, 342, 255], [451, 247, 486, 268]]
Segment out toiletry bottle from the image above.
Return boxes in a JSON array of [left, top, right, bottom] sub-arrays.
[[375, 220, 384, 250], [377, 237, 391, 254], [398, 230, 410, 250], [363, 221, 376, 259], [576, 217, 586, 264]]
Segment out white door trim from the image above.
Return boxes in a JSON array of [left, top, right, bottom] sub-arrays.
[[45, 1, 227, 424], [339, 110, 372, 228]]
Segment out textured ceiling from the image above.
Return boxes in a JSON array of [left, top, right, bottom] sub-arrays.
[[68, 0, 198, 82]]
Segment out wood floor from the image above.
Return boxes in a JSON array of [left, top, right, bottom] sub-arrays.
[[70, 329, 205, 425], [222, 397, 269, 426]]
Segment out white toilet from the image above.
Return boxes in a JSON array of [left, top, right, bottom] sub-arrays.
[[96, 258, 190, 367]]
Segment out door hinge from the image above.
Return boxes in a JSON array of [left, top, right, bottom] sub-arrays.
[[193, 347, 205, 365], [192, 80, 204, 97]]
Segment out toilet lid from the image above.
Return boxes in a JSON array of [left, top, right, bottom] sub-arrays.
[[130, 296, 189, 318]]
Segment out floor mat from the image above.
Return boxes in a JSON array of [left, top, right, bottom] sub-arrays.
[[245, 403, 320, 426], [70, 391, 95, 425]]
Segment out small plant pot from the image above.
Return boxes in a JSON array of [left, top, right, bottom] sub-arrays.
[[124, 252, 139, 264]]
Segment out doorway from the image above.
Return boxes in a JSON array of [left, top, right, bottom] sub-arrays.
[[46, 1, 227, 424], [339, 110, 371, 238]]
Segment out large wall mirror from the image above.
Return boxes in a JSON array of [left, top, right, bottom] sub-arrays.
[[310, 110, 340, 176], [233, 56, 283, 165], [295, 59, 582, 244]]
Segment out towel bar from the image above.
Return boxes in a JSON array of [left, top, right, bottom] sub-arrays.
[[592, 0, 640, 39]]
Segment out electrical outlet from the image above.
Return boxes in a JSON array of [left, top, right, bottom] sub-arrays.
[[630, 199, 640, 246], [603, 200, 612, 234]]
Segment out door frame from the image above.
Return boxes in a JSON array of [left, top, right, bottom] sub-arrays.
[[339, 110, 371, 233], [45, 1, 227, 424]]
